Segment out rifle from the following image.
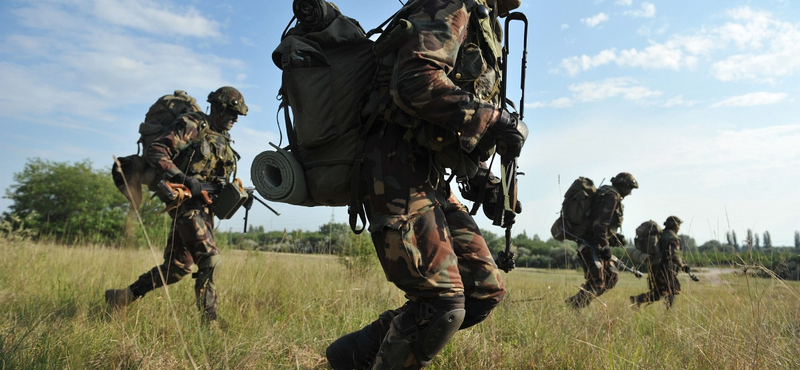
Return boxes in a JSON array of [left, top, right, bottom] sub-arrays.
[[157, 179, 218, 204], [682, 266, 700, 282], [564, 230, 643, 278], [492, 11, 528, 274], [242, 187, 280, 233]]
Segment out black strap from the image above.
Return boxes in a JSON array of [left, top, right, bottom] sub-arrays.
[[347, 87, 394, 234]]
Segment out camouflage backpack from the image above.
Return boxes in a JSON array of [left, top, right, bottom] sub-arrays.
[[627, 220, 663, 266], [137, 90, 204, 154], [551, 177, 597, 241], [112, 90, 205, 208]]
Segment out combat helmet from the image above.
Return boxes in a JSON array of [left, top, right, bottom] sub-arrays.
[[208, 86, 248, 116], [664, 216, 683, 228], [611, 172, 638, 189]]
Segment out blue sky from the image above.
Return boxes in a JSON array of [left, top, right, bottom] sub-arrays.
[[1, 0, 799, 246]]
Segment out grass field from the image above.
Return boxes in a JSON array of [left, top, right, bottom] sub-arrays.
[[1, 239, 799, 369]]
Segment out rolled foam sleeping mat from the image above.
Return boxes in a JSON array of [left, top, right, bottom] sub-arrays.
[[251, 149, 312, 206]]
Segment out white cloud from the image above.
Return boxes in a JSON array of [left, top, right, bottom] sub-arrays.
[[561, 23, 570, 30], [530, 78, 661, 108], [582, 13, 609, 28], [711, 92, 789, 107], [623, 2, 656, 18], [664, 95, 696, 108], [569, 77, 661, 102], [559, 6, 800, 82], [615, 0, 633, 6], [93, 0, 222, 38], [560, 41, 695, 75], [0, 1, 242, 124]]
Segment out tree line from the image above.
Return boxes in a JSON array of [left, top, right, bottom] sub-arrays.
[[3, 158, 799, 279]]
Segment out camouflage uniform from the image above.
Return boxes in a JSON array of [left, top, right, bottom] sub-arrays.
[[107, 87, 245, 322], [326, 1, 517, 369], [633, 227, 686, 308], [566, 185, 624, 309]]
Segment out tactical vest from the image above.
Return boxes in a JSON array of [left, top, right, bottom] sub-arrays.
[[369, 0, 504, 179], [173, 113, 239, 181]]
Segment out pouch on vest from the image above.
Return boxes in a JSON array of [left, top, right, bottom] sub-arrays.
[[211, 178, 249, 220]]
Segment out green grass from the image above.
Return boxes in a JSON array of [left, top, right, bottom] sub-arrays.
[[1, 240, 798, 369]]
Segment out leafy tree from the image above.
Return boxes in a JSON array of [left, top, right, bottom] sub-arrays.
[[679, 234, 697, 253], [3, 158, 128, 244], [699, 239, 722, 253], [795, 231, 800, 249], [763, 231, 772, 248]]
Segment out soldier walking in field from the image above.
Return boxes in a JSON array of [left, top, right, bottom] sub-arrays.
[[105, 86, 248, 323], [631, 216, 691, 309], [565, 172, 638, 309], [323, 0, 528, 369]]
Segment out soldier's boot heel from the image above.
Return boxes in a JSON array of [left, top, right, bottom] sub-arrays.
[[105, 288, 137, 308]]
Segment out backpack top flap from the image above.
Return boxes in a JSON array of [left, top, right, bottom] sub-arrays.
[[272, 15, 372, 69], [138, 90, 203, 152]]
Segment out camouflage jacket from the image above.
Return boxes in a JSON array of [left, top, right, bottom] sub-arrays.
[[588, 185, 624, 247], [658, 229, 685, 268], [388, 0, 504, 177], [145, 112, 238, 183]]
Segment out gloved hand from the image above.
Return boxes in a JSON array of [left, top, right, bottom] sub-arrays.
[[495, 250, 515, 273], [488, 109, 528, 160], [597, 245, 613, 261], [682, 265, 691, 273], [170, 173, 203, 198], [612, 234, 627, 247]]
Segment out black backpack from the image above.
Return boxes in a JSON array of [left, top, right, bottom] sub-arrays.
[[251, 2, 377, 208]]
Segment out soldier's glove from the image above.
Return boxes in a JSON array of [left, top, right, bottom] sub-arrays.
[[682, 265, 691, 274], [612, 234, 627, 247], [597, 245, 613, 261], [171, 173, 203, 198], [495, 250, 515, 273], [488, 109, 528, 160]]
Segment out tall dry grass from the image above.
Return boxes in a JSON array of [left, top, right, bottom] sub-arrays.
[[1, 239, 798, 369]]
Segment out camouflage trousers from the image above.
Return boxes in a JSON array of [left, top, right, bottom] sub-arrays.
[[361, 122, 506, 303], [129, 206, 221, 319], [633, 263, 681, 308], [358, 123, 505, 368], [567, 246, 619, 309]]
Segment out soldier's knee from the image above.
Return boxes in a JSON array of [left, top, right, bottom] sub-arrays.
[[460, 297, 499, 329], [376, 296, 466, 368], [165, 263, 190, 284]]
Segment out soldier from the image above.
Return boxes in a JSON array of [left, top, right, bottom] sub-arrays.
[[566, 172, 638, 309], [105, 86, 248, 323], [631, 216, 690, 308], [325, 0, 528, 369]]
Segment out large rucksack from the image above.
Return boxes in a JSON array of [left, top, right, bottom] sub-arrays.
[[112, 91, 205, 207], [251, 2, 378, 210], [550, 177, 597, 241], [627, 220, 663, 266], [137, 90, 203, 154]]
